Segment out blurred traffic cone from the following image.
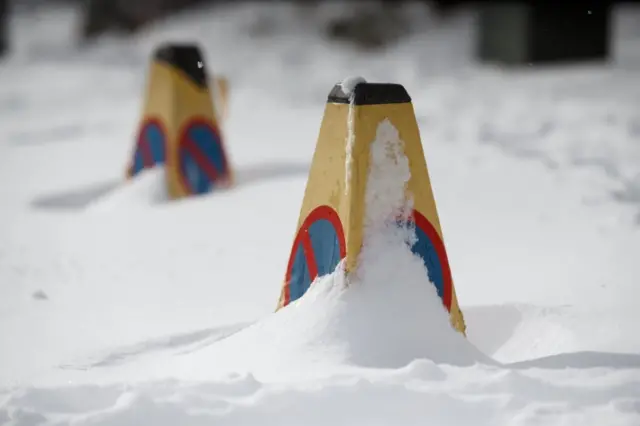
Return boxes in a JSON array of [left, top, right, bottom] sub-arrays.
[[126, 42, 233, 199]]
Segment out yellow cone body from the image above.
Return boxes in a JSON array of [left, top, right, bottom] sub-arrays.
[[126, 43, 232, 199], [277, 82, 466, 335]]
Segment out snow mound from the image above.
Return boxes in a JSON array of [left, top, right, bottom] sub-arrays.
[[84, 168, 168, 212], [145, 118, 491, 384]]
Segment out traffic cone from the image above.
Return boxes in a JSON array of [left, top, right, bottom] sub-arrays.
[[126, 42, 233, 199], [277, 80, 466, 335]]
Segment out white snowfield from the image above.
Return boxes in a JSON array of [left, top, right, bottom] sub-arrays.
[[1, 2, 640, 425]]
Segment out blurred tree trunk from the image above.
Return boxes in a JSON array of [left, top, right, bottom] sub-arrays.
[[0, 0, 7, 57]]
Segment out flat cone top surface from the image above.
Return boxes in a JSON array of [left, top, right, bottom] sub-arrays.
[[328, 82, 411, 105], [154, 44, 208, 88]]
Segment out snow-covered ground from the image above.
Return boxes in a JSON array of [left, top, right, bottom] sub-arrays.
[[1, 2, 640, 425]]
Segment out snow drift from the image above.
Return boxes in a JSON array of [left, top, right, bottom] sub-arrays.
[[157, 117, 491, 383]]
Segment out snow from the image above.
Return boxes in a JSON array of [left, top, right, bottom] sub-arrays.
[[340, 75, 367, 95], [84, 168, 168, 212], [1, 2, 640, 425], [342, 76, 367, 196]]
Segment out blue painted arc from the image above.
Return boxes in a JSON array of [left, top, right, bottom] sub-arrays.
[[132, 123, 166, 175], [289, 218, 343, 303], [288, 244, 311, 303], [180, 123, 226, 194], [410, 223, 445, 300]]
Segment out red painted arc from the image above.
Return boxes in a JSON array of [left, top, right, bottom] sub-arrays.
[[283, 205, 346, 306], [281, 206, 453, 312]]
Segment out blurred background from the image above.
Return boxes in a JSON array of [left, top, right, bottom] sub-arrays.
[[0, 1, 633, 62], [1, 0, 639, 226], [2, 0, 638, 204]]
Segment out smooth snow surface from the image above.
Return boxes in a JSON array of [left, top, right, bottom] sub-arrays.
[[85, 167, 168, 212], [2, 2, 640, 425]]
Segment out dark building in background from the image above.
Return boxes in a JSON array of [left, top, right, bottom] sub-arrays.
[[477, 2, 613, 65], [82, 0, 214, 40], [0, 0, 630, 63], [79, 0, 617, 66], [0, 0, 7, 57]]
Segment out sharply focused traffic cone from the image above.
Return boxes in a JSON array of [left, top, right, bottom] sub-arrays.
[[126, 42, 233, 199], [276, 81, 466, 335]]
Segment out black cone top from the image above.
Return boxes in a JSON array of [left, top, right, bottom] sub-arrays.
[[327, 82, 411, 105], [154, 44, 208, 88]]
